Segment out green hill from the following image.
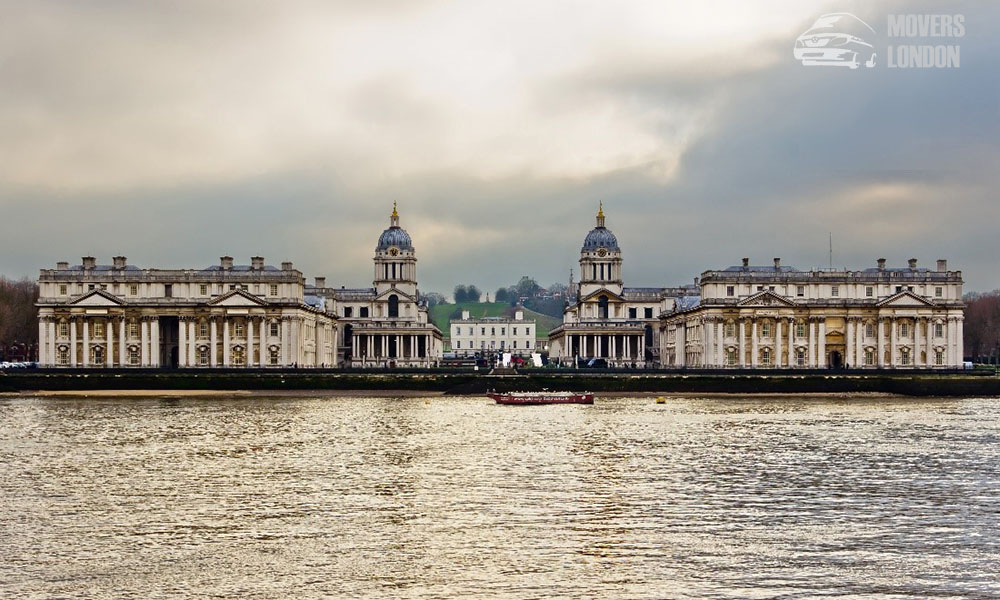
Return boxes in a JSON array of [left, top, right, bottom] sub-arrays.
[[429, 302, 562, 339]]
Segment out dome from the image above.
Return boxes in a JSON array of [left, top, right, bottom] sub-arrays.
[[582, 226, 619, 252], [377, 226, 412, 251]]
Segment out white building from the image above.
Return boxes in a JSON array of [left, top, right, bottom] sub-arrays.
[[449, 310, 536, 356], [36, 256, 336, 368], [547, 205, 699, 367], [660, 257, 965, 369], [308, 204, 443, 367]]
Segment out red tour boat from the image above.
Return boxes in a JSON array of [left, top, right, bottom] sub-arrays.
[[487, 391, 594, 405]]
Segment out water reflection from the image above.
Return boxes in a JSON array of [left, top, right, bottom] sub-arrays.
[[1, 394, 999, 598]]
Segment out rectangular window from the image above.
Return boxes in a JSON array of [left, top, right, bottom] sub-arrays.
[[270, 284, 278, 296], [58, 321, 69, 338], [865, 286, 873, 297], [344, 307, 353, 318], [629, 308, 637, 319], [130, 320, 140, 338], [797, 349, 806, 367], [468, 327, 473, 335], [756, 286, 764, 292], [129, 348, 140, 366], [935, 323, 944, 338], [229, 284, 236, 291], [644, 308, 653, 319], [526, 341, 532, 348], [726, 322, 736, 338], [762, 322, 771, 337], [935, 287, 943, 298], [796, 322, 806, 338], [513, 327, 517, 335], [896, 286, 903, 293], [726, 286, 735, 297], [481, 328, 486, 335], [198, 321, 209, 338], [796, 286, 805, 297], [865, 323, 874, 338], [59, 284, 68, 295], [234, 321, 245, 337], [93, 321, 105, 337], [900, 323, 909, 337], [360, 307, 369, 318], [88, 284, 95, 291], [831, 286, 839, 297], [456, 340, 461, 349], [865, 349, 875, 366], [164, 284, 172, 298], [935, 350, 944, 365], [269, 321, 279, 337], [769, 286, 775, 291], [200, 284, 208, 295], [513, 341, 517, 348]]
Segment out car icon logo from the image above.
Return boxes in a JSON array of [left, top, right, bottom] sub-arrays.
[[794, 13, 877, 69]]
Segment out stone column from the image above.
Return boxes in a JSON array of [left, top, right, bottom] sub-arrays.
[[119, 316, 126, 367], [178, 317, 187, 367], [890, 317, 898, 367], [222, 317, 231, 367], [150, 319, 160, 367], [844, 318, 853, 368], [855, 319, 864, 367], [877, 317, 885, 367], [38, 318, 47, 365], [258, 318, 266, 366], [787, 318, 795, 367], [82, 319, 90, 367], [717, 322, 725, 366], [750, 319, 758, 368], [279, 318, 288, 366], [105, 319, 114, 367], [775, 318, 782, 368], [914, 318, 922, 367], [676, 324, 686, 367], [48, 319, 56, 367], [210, 318, 218, 367], [818, 319, 826, 368], [808, 319, 815, 367], [956, 317, 964, 367], [737, 319, 746, 366], [246, 317, 254, 367], [290, 318, 299, 366], [70, 318, 78, 367], [189, 320, 197, 366]]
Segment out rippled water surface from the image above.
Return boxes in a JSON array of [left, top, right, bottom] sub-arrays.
[[2, 394, 999, 599]]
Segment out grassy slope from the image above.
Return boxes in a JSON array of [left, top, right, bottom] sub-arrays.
[[429, 302, 562, 338]]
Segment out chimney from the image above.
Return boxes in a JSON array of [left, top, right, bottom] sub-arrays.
[[937, 259, 947, 272], [56, 261, 69, 270], [82, 256, 96, 269], [908, 258, 918, 270], [461, 310, 470, 320], [220, 256, 233, 270], [877, 258, 886, 270], [281, 261, 294, 271], [314, 276, 326, 288], [694, 277, 699, 287], [113, 256, 127, 269], [515, 310, 524, 321], [742, 257, 750, 269], [251, 256, 264, 270], [773, 257, 781, 269]]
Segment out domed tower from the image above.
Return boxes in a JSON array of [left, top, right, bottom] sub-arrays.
[[374, 202, 418, 298], [578, 203, 623, 298]]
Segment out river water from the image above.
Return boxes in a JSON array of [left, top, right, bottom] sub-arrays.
[[1, 394, 998, 599]]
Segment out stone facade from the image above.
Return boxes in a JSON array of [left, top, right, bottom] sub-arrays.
[[449, 310, 536, 356], [660, 258, 965, 369]]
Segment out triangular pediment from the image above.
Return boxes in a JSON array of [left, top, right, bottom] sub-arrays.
[[207, 289, 268, 307], [877, 290, 934, 307], [69, 289, 125, 306], [737, 290, 795, 307], [579, 288, 626, 304], [374, 288, 416, 302]]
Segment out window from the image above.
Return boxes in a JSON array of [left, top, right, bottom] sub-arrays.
[[198, 320, 209, 338], [199, 347, 210, 366], [935, 287, 943, 298], [761, 321, 771, 337], [270, 284, 278, 296], [935, 323, 944, 338], [900, 348, 911, 366], [513, 327, 518, 335], [629, 308, 637, 319], [58, 321, 69, 338], [644, 308, 653, 319], [360, 307, 369, 318], [456, 340, 461, 349], [164, 284, 172, 298], [726, 348, 738, 366], [526, 341, 532, 348], [761, 347, 771, 366], [896, 286, 903, 293], [864, 348, 875, 366], [129, 347, 141, 366], [88, 284, 95, 291], [93, 321, 105, 337], [756, 286, 764, 292], [269, 348, 279, 365], [57, 348, 69, 365], [388, 294, 399, 318], [796, 321, 806, 338], [269, 321, 279, 337], [229, 284, 236, 291], [725, 321, 736, 338], [831, 286, 839, 297], [866, 286, 873, 297], [59, 284, 68, 295], [501, 328, 505, 335], [797, 349, 806, 366], [491, 327, 495, 335], [935, 350, 944, 365], [232, 347, 245, 366], [200, 284, 208, 295], [513, 341, 517, 348], [468, 327, 473, 335], [899, 322, 909, 337], [796, 286, 805, 297], [234, 321, 245, 337], [481, 328, 486, 335], [344, 307, 353, 318], [129, 319, 140, 338], [865, 322, 874, 338], [727, 286, 735, 297]]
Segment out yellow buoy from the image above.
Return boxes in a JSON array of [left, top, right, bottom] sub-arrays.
[[656, 396, 666, 404]]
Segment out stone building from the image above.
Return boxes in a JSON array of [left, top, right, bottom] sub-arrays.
[[547, 206, 698, 366], [449, 310, 536, 356], [36, 256, 336, 368], [308, 204, 443, 367], [659, 257, 965, 368]]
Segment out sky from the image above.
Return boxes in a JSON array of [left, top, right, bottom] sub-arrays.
[[1, 0, 998, 296]]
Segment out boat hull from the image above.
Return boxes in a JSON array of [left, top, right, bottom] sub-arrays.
[[488, 392, 594, 405]]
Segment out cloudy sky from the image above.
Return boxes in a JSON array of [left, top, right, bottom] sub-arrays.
[[2, 0, 997, 295]]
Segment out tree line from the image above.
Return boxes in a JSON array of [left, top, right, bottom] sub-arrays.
[[0, 276, 39, 360]]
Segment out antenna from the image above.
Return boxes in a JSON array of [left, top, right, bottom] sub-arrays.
[[829, 232, 833, 269]]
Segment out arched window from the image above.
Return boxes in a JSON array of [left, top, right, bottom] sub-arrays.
[[864, 348, 875, 366], [232, 347, 245, 366], [796, 348, 806, 366], [900, 347, 911, 366], [726, 348, 737, 366], [388, 295, 399, 318], [598, 295, 609, 319], [761, 347, 771, 366]]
